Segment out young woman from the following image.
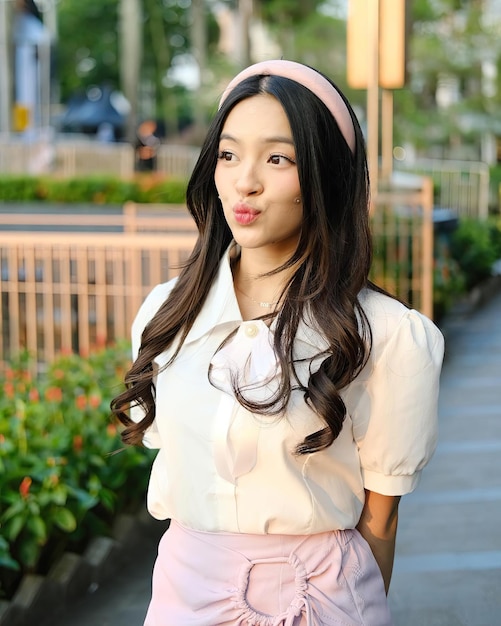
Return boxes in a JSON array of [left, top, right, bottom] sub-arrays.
[[111, 60, 444, 626]]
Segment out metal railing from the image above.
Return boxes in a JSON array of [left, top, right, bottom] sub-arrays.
[[0, 180, 434, 369]]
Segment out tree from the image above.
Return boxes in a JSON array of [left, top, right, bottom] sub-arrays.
[[57, 0, 224, 139], [57, 0, 120, 101], [393, 0, 501, 157]]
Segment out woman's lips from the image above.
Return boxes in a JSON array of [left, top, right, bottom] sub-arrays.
[[233, 204, 260, 225]]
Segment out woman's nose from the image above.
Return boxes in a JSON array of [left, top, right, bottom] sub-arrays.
[[234, 164, 263, 197]]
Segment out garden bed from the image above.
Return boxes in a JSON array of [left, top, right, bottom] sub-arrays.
[[0, 345, 156, 620]]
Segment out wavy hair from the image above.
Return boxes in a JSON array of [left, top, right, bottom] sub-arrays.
[[111, 70, 376, 454]]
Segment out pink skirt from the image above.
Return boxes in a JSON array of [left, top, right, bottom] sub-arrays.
[[144, 521, 393, 626]]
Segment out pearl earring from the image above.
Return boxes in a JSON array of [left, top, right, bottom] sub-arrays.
[[294, 197, 301, 204]]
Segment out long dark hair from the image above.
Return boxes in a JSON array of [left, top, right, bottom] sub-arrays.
[[111, 70, 375, 454]]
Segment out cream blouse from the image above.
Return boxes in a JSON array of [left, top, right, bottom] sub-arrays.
[[131, 248, 444, 535]]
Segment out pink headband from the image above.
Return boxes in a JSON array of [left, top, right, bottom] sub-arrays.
[[218, 60, 356, 154]]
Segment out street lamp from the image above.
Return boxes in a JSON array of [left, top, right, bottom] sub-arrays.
[[347, 0, 408, 190]]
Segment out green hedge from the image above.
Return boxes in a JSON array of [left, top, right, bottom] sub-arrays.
[[0, 345, 155, 600], [434, 215, 501, 318], [0, 175, 188, 205]]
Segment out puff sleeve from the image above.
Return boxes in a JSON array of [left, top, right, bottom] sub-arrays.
[[130, 281, 176, 448], [349, 307, 445, 496]]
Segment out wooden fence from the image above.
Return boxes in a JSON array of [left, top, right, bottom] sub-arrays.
[[0, 137, 201, 179], [0, 208, 197, 368], [397, 158, 490, 219], [371, 177, 434, 318], [0, 180, 434, 370]]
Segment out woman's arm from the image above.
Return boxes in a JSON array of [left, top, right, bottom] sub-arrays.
[[356, 489, 401, 594]]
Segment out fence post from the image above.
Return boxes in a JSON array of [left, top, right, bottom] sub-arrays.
[[123, 201, 137, 233], [421, 176, 434, 319]]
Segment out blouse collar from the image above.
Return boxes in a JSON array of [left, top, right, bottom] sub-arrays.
[[181, 243, 329, 353]]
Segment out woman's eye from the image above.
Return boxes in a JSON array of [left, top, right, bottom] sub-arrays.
[[268, 154, 295, 165], [217, 150, 234, 161]]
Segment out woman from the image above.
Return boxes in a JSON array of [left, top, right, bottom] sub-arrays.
[[111, 60, 444, 625]]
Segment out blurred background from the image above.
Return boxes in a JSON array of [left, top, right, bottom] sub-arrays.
[[1, 0, 501, 178], [1, 3, 501, 625]]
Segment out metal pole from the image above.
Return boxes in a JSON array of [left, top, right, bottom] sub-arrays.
[[367, 0, 379, 196], [0, 0, 12, 133], [381, 88, 393, 185]]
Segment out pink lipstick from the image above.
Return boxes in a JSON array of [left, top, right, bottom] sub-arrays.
[[233, 203, 260, 225]]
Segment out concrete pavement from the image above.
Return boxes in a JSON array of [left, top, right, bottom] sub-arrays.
[[389, 289, 501, 626], [44, 291, 501, 626]]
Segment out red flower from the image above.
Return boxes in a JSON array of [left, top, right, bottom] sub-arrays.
[[19, 476, 32, 499], [29, 388, 40, 402], [89, 394, 101, 409], [3, 381, 14, 399], [73, 434, 83, 452], [45, 387, 63, 402], [106, 423, 117, 437], [75, 395, 87, 410]]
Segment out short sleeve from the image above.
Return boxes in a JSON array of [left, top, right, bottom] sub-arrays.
[[351, 308, 445, 496], [130, 281, 177, 448]]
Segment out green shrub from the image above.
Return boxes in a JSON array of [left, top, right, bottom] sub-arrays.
[[489, 164, 501, 210], [488, 216, 501, 260], [0, 345, 154, 600], [450, 217, 497, 290], [0, 177, 41, 202], [0, 175, 188, 205], [433, 255, 466, 320]]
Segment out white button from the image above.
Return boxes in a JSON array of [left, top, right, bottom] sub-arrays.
[[244, 324, 259, 338]]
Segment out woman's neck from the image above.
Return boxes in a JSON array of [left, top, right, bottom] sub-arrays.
[[231, 247, 297, 318]]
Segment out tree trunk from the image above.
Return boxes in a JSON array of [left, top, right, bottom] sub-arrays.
[[119, 0, 143, 143], [145, 0, 175, 137], [190, 0, 207, 132], [0, 0, 13, 133], [237, 0, 253, 67]]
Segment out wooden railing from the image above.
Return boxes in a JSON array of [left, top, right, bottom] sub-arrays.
[[0, 136, 201, 179], [0, 208, 197, 369], [371, 177, 434, 318], [0, 179, 434, 369], [396, 158, 489, 219]]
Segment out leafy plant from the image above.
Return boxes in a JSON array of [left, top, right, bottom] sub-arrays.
[[450, 217, 497, 290], [0, 175, 188, 205], [0, 345, 154, 600], [433, 255, 466, 321]]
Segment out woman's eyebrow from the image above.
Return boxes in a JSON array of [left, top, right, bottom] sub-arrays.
[[263, 136, 295, 146], [219, 133, 294, 146]]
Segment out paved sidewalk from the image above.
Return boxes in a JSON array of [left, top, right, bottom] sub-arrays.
[[44, 292, 501, 626], [389, 291, 501, 626]]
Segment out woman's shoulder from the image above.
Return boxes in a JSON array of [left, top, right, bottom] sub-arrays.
[[359, 288, 409, 323], [132, 277, 179, 337], [359, 287, 444, 357]]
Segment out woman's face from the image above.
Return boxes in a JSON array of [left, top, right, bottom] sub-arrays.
[[214, 94, 302, 259]]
